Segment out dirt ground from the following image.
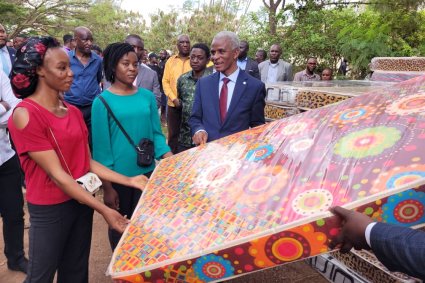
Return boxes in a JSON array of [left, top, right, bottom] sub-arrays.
[[0, 193, 328, 283]]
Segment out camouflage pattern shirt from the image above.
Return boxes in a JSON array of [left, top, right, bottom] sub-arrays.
[[177, 67, 214, 148]]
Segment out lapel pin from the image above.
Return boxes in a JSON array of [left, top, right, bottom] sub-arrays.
[[243, 82, 246, 85]]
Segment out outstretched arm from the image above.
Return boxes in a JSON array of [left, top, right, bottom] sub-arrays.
[[330, 206, 425, 279]]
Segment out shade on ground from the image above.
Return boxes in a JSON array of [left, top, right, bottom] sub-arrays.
[[109, 76, 425, 283]]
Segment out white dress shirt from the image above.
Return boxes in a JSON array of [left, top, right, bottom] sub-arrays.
[[0, 46, 12, 76], [0, 71, 21, 166], [219, 68, 240, 110]]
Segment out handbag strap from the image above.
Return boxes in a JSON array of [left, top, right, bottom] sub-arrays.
[[98, 95, 139, 150], [21, 100, 74, 178]]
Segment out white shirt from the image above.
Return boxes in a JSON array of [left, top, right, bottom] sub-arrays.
[[219, 68, 240, 110], [0, 46, 12, 76], [266, 62, 279, 83], [0, 71, 21, 166], [365, 222, 377, 248]]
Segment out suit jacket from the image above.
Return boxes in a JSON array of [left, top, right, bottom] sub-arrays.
[[1, 47, 16, 75], [8, 47, 16, 66], [136, 64, 161, 108], [244, 58, 260, 80], [258, 59, 293, 83], [370, 222, 425, 279], [189, 70, 265, 142]]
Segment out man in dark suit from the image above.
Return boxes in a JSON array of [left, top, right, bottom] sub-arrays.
[[237, 40, 260, 80], [189, 31, 265, 145], [330, 206, 425, 280], [0, 24, 16, 76]]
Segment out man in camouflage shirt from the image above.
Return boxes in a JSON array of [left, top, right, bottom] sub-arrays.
[[177, 43, 213, 153]]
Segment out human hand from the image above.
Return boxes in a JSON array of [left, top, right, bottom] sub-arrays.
[[103, 208, 129, 234], [0, 101, 10, 111], [129, 175, 148, 190], [173, 98, 181, 109], [192, 131, 208, 145], [103, 186, 119, 210], [329, 206, 373, 253]]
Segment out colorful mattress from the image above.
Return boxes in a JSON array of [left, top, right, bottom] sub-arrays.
[[109, 75, 425, 282]]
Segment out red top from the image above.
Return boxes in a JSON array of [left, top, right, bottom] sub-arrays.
[[8, 99, 90, 205]]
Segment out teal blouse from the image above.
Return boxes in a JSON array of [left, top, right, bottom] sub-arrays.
[[92, 88, 170, 176]]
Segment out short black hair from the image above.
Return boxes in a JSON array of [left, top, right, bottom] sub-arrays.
[[63, 34, 73, 44], [103, 42, 135, 83], [191, 43, 210, 58]]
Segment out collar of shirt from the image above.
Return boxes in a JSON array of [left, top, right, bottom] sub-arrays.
[[219, 67, 240, 83], [268, 60, 280, 67], [69, 49, 95, 65], [301, 69, 319, 79]]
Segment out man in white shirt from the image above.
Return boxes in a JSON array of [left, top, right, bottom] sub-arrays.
[[0, 70, 28, 273], [0, 24, 16, 76], [258, 44, 293, 83]]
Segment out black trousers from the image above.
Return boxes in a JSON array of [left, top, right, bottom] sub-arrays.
[[108, 171, 151, 250], [0, 154, 25, 265], [167, 106, 182, 154], [25, 200, 94, 283], [75, 104, 92, 150]]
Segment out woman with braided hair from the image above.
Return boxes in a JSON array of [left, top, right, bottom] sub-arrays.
[[8, 36, 148, 282], [91, 42, 172, 250]]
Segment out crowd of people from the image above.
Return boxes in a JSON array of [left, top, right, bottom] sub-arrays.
[[0, 22, 424, 282]]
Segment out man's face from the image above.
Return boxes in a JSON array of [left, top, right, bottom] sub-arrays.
[[307, 58, 318, 72], [211, 37, 239, 75], [190, 47, 209, 72], [159, 50, 167, 60], [13, 37, 26, 49], [0, 25, 8, 49], [255, 51, 266, 63], [269, 45, 282, 63], [75, 29, 94, 55], [126, 37, 144, 61], [177, 35, 190, 57], [238, 41, 248, 59]]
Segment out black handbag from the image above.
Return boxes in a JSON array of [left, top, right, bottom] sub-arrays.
[[98, 96, 154, 167]]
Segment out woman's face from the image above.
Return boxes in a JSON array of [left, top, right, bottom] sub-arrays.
[[39, 47, 73, 92], [114, 52, 138, 86]]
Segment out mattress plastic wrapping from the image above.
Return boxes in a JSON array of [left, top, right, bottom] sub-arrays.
[[109, 76, 425, 283], [370, 57, 425, 82]]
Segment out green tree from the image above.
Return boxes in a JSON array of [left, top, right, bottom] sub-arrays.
[[1, 0, 89, 38]]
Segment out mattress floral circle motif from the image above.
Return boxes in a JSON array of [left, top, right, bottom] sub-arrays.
[[289, 138, 314, 153], [227, 166, 289, 207], [382, 189, 425, 226], [248, 224, 327, 268], [195, 159, 241, 190], [193, 254, 234, 281], [386, 94, 425, 116], [292, 189, 334, 216], [330, 105, 380, 127], [273, 118, 315, 138], [370, 164, 425, 194], [333, 126, 402, 159], [246, 144, 274, 162]]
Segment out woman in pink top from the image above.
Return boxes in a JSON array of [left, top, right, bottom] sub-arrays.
[[8, 36, 147, 283]]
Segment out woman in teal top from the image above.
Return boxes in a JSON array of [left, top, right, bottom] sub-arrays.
[[91, 43, 172, 249]]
